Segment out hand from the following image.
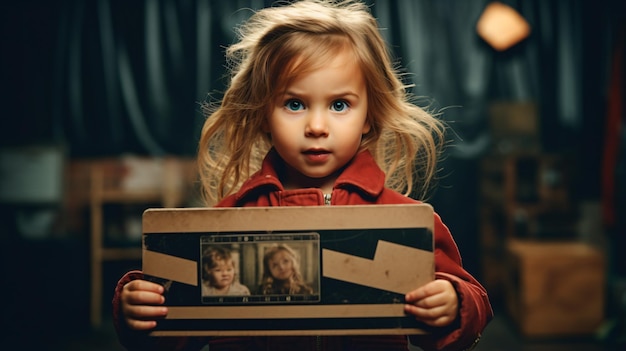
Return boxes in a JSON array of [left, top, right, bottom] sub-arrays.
[[120, 279, 168, 331], [404, 279, 459, 327]]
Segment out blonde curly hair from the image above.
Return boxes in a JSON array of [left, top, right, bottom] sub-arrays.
[[198, 0, 445, 204]]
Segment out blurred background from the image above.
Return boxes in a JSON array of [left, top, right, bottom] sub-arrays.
[[0, 0, 625, 350]]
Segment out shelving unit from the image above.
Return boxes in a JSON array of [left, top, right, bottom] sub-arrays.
[[479, 153, 576, 299], [478, 155, 508, 298], [89, 157, 197, 328]]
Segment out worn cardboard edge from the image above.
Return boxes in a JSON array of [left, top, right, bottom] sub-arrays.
[[143, 250, 198, 286], [151, 328, 428, 337], [164, 304, 407, 319], [322, 242, 434, 294], [142, 204, 434, 233], [143, 204, 435, 336]]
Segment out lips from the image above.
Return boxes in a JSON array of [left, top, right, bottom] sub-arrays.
[[303, 148, 329, 155], [303, 149, 331, 162]]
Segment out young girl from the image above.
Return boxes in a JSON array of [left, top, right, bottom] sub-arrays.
[[201, 246, 250, 296], [257, 244, 314, 295], [113, 1, 493, 350]]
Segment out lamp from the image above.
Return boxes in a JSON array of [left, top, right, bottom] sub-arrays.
[[476, 2, 531, 51]]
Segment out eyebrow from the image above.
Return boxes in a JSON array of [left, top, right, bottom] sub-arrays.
[[283, 90, 361, 100]]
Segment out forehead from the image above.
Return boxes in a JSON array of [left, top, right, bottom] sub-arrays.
[[212, 258, 233, 266], [278, 42, 361, 88], [270, 250, 290, 259]]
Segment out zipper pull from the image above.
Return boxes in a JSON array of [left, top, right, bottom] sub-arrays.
[[323, 193, 331, 206]]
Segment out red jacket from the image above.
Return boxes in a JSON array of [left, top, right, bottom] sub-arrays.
[[113, 149, 492, 351]]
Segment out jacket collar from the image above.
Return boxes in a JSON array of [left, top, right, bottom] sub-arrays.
[[234, 148, 386, 202]]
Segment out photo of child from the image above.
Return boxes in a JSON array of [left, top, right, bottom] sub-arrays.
[[257, 243, 314, 295], [201, 245, 250, 296]]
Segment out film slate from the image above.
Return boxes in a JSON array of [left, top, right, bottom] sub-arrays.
[[142, 204, 435, 336]]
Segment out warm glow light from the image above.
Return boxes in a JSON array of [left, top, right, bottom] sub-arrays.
[[476, 2, 531, 51]]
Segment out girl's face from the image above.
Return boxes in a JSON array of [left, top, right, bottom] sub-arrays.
[[207, 260, 235, 289], [267, 48, 370, 193], [268, 250, 295, 281]]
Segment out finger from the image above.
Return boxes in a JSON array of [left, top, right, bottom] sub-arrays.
[[408, 303, 451, 319], [405, 280, 447, 302], [123, 304, 168, 331], [408, 280, 458, 307], [125, 318, 158, 331], [125, 304, 168, 319], [405, 286, 428, 302], [403, 304, 456, 327], [414, 290, 456, 309], [125, 289, 166, 306], [404, 302, 438, 318], [125, 280, 165, 294], [421, 313, 456, 327]]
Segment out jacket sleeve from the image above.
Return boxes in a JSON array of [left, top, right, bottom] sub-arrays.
[[409, 213, 493, 351], [112, 270, 208, 351]]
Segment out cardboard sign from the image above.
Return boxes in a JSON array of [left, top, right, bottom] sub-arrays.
[[142, 204, 435, 336]]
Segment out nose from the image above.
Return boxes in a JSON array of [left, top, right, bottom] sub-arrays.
[[304, 109, 329, 137]]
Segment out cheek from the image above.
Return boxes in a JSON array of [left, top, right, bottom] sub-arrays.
[[362, 119, 371, 134], [268, 124, 299, 150], [267, 106, 284, 134]]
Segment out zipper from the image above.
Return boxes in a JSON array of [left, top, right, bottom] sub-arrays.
[[323, 193, 331, 206]]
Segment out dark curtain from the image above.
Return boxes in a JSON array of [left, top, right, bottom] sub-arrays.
[[372, 0, 621, 275], [2, 0, 272, 157], [1, 0, 624, 277]]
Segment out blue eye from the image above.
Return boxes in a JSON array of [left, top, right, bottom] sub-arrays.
[[285, 99, 304, 111], [331, 100, 349, 112]]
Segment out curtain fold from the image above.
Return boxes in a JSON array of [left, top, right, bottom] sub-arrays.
[[50, 0, 603, 160], [0, 0, 619, 280]]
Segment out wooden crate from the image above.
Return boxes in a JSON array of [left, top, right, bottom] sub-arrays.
[[505, 239, 606, 337]]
